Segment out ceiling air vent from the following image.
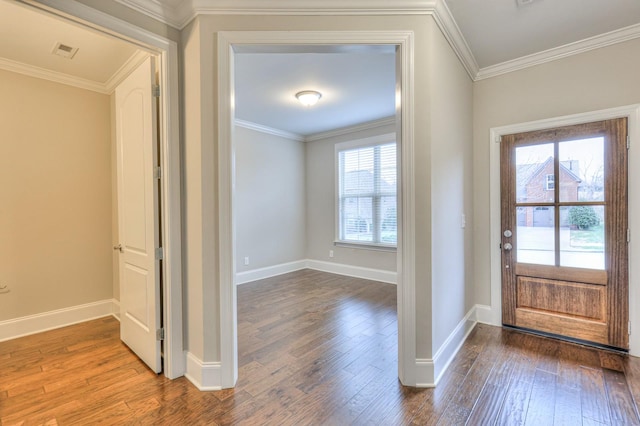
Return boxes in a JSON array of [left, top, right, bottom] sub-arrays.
[[516, 0, 540, 5], [51, 42, 78, 59]]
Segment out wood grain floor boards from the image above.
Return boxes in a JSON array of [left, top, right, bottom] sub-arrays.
[[2, 269, 639, 425], [581, 366, 613, 424]]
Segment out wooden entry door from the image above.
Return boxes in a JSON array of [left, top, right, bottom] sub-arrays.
[[501, 118, 629, 349]]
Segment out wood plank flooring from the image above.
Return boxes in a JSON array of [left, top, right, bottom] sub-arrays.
[[1, 269, 639, 425]]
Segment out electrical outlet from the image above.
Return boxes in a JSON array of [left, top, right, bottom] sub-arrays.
[[244, 257, 249, 266], [329, 250, 334, 258]]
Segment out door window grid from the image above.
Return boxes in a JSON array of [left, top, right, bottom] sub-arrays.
[[514, 137, 606, 270]]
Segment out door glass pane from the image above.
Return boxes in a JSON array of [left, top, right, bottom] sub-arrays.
[[560, 205, 605, 269], [516, 143, 555, 203], [559, 137, 604, 202], [517, 206, 555, 265]]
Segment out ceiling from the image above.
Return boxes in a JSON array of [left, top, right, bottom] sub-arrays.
[[3, 0, 640, 136], [0, 0, 144, 93], [445, 0, 640, 69], [234, 47, 396, 136]]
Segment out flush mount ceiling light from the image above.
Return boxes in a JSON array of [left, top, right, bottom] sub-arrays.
[[295, 90, 322, 107]]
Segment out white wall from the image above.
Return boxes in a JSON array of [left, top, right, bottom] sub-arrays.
[[305, 122, 397, 272], [235, 125, 306, 272], [0, 69, 113, 321], [473, 38, 640, 310]]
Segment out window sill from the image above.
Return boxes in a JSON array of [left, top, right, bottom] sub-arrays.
[[334, 241, 397, 252]]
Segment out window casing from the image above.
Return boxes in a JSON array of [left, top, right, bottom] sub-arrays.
[[336, 136, 397, 248]]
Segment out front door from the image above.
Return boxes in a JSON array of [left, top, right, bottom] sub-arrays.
[[115, 56, 162, 372], [501, 118, 629, 349]]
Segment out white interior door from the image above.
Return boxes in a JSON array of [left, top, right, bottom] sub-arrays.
[[115, 56, 162, 373]]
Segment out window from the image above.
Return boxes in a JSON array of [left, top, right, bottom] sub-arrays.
[[545, 174, 555, 190], [337, 139, 397, 247]]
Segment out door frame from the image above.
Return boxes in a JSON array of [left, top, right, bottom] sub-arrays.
[[23, 0, 184, 377], [488, 104, 640, 356], [217, 30, 416, 387]]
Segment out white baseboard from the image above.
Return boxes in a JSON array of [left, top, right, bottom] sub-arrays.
[[236, 259, 307, 285], [415, 358, 436, 388], [305, 259, 397, 284], [415, 305, 478, 387], [0, 299, 117, 342], [475, 304, 499, 325], [236, 259, 398, 285], [184, 351, 222, 391], [111, 299, 121, 321]]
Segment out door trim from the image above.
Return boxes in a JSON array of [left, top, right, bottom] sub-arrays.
[[488, 104, 640, 356], [23, 0, 184, 378], [217, 30, 416, 388]]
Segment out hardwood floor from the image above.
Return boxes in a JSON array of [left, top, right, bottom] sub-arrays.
[[1, 269, 639, 425]]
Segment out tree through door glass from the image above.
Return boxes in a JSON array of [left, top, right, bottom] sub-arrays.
[[514, 138, 605, 270]]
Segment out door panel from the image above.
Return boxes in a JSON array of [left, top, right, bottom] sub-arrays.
[[501, 118, 628, 349], [115, 56, 161, 373]]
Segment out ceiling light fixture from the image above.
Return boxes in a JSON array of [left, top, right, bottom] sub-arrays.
[[295, 90, 322, 107]]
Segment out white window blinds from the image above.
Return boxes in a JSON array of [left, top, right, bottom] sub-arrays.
[[338, 142, 397, 246]]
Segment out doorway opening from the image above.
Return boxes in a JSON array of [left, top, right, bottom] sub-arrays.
[[217, 30, 416, 388], [232, 45, 399, 387], [12, 0, 183, 378]]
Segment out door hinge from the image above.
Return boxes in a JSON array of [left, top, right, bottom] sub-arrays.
[[155, 247, 164, 260], [155, 166, 162, 179], [156, 328, 165, 341], [628, 228, 631, 243], [496, 135, 502, 143], [629, 321, 631, 335], [627, 135, 630, 150], [152, 85, 160, 98]]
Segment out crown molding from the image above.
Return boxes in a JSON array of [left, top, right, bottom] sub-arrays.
[[114, 0, 188, 28], [0, 49, 150, 95], [305, 116, 396, 142], [115, 0, 640, 81], [104, 50, 151, 93], [476, 22, 640, 81], [430, 0, 478, 80], [235, 119, 304, 141], [113, 0, 478, 79], [235, 116, 396, 143], [0, 56, 108, 94]]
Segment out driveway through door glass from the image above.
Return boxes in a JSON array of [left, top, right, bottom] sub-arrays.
[[501, 118, 629, 349]]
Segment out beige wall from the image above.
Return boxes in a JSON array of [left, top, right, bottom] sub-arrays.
[[305, 122, 397, 271], [237, 121, 397, 274], [110, 94, 120, 301], [0, 69, 113, 320], [181, 13, 461, 368], [235, 126, 306, 272], [429, 24, 474, 351], [473, 38, 640, 307]]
